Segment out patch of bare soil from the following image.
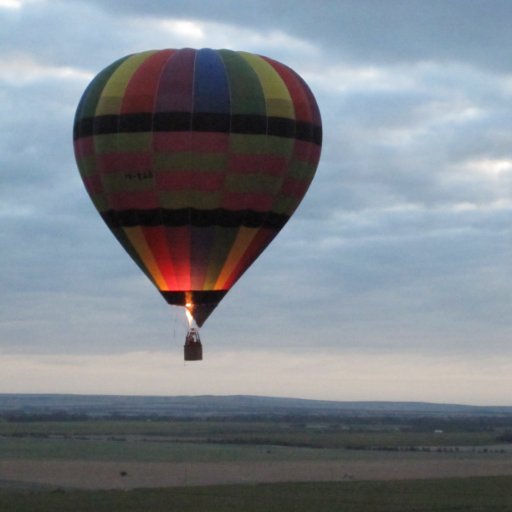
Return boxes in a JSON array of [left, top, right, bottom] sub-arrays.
[[2, 457, 512, 490]]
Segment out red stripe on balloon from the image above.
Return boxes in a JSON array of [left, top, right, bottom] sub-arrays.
[[155, 49, 196, 113], [82, 174, 103, 195], [96, 152, 153, 173], [121, 50, 176, 114], [281, 176, 310, 199], [154, 132, 229, 152], [165, 226, 191, 290], [141, 227, 179, 290], [293, 140, 321, 163], [109, 191, 159, 210], [221, 192, 274, 211], [74, 137, 94, 157]]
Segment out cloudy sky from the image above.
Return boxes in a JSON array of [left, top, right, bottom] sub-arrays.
[[1, 0, 511, 404]]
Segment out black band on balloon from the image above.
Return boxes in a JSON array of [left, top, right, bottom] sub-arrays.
[[161, 290, 228, 306], [101, 208, 289, 230], [73, 112, 322, 145]]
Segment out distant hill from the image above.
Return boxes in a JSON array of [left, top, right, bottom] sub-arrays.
[[0, 394, 511, 419]]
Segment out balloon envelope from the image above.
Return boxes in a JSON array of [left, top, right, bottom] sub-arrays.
[[73, 48, 322, 326]]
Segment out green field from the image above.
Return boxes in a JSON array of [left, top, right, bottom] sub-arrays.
[[1, 415, 511, 511], [0, 418, 507, 464], [1, 477, 512, 512], [0, 418, 504, 449], [0, 418, 508, 469]]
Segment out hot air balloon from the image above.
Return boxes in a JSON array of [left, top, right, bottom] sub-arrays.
[[73, 48, 322, 360]]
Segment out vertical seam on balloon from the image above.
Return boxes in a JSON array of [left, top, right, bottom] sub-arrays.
[[97, 57, 126, 259], [94, 54, 152, 284], [204, 49, 233, 292], [84, 58, 127, 211], [258, 55, 297, 221], [261, 56, 306, 219], [149, 49, 179, 291], [74, 56, 131, 215], [190, 48, 204, 292], [228, 52, 280, 289], [113, 52, 161, 288], [212, 51, 259, 290], [237, 52, 269, 223], [123, 51, 173, 289], [116, 54, 153, 286], [186, 49, 199, 291]]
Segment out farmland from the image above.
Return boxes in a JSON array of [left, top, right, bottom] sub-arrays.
[[1, 394, 512, 510]]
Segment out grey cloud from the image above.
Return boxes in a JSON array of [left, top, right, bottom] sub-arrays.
[[78, 0, 512, 72], [314, 68, 512, 216]]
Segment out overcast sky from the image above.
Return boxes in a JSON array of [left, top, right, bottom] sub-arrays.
[[1, 0, 511, 404]]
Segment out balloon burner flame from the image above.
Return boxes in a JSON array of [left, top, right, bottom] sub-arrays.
[[185, 303, 195, 328]]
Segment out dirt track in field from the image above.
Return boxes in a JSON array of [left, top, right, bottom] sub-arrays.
[[2, 457, 512, 490]]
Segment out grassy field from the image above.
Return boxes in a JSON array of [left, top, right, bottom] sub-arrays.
[[1, 417, 511, 510], [0, 437, 508, 466], [0, 418, 507, 465], [1, 476, 512, 512], [0, 437, 351, 462], [0, 418, 504, 450]]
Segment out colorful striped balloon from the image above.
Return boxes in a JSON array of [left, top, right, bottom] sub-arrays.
[[73, 48, 322, 328]]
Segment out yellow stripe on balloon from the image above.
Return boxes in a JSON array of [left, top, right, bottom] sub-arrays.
[[239, 52, 294, 119], [95, 51, 157, 116], [122, 226, 168, 290], [213, 227, 259, 290]]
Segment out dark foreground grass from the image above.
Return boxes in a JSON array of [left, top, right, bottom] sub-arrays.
[[1, 476, 512, 512]]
